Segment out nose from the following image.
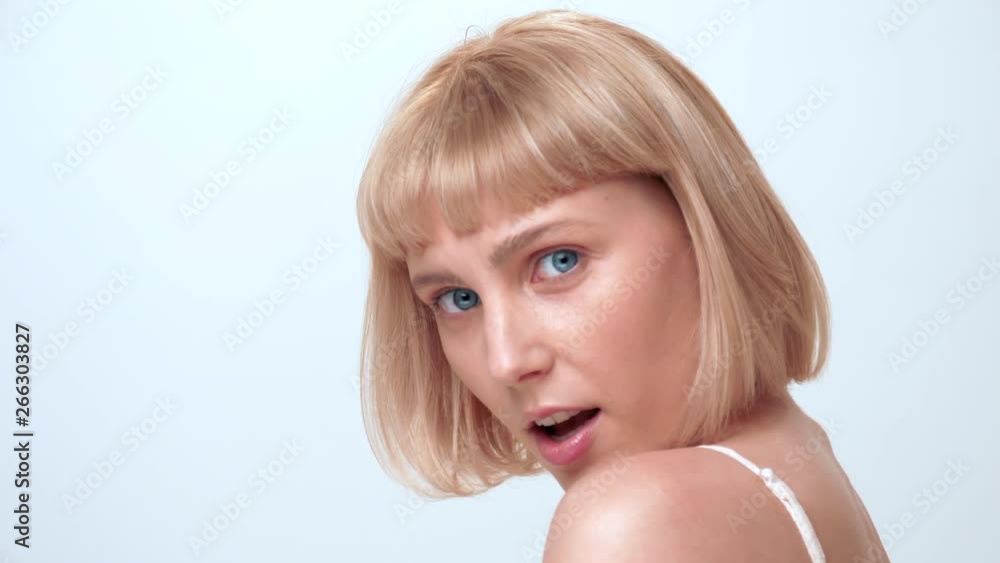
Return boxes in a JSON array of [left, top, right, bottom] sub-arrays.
[[482, 296, 552, 387]]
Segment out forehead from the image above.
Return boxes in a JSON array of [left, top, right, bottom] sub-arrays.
[[404, 173, 673, 270], [405, 190, 533, 263], [404, 176, 638, 266]]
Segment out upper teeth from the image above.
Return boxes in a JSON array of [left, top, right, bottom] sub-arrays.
[[534, 410, 581, 427]]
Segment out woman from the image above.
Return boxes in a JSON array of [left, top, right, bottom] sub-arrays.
[[355, 9, 889, 562]]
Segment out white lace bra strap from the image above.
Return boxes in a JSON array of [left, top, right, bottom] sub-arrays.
[[696, 444, 826, 563]]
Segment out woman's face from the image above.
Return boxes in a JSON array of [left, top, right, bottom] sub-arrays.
[[406, 175, 702, 489]]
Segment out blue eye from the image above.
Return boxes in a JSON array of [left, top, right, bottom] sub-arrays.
[[436, 288, 480, 314], [432, 248, 581, 315], [538, 249, 579, 278]]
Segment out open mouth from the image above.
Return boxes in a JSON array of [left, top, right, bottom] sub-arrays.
[[533, 407, 601, 442]]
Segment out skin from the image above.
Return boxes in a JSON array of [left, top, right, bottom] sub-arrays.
[[406, 174, 889, 562]]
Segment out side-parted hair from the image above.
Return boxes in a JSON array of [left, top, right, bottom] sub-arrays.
[[355, 9, 830, 498]]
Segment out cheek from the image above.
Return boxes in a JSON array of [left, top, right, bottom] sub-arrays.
[[438, 332, 502, 412], [562, 254, 700, 401], [439, 333, 476, 387]]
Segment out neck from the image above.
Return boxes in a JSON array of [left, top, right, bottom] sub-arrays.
[[717, 387, 799, 442]]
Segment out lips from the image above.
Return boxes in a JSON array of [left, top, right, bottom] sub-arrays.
[[528, 408, 602, 466], [536, 408, 600, 440], [524, 405, 600, 430]]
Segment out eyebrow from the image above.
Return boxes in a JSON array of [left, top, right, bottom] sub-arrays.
[[409, 219, 593, 293]]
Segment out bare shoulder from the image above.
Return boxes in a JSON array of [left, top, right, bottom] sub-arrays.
[[542, 431, 885, 563], [542, 448, 745, 563]]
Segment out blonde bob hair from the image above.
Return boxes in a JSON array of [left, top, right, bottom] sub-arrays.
[[355, 9, 829, 498]]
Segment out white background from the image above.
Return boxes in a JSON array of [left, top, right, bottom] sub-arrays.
[[1, 0, 997, 561]]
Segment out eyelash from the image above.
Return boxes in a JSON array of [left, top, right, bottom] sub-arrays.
[[429, 248, 584, 316]]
